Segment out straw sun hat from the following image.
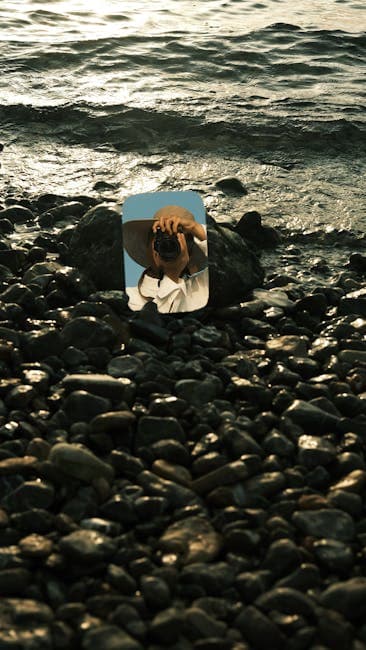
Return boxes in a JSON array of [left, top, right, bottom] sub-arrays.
[[122, 204, 207, 271]]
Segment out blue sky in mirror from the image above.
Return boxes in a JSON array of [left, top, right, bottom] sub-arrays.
[[122, 190, 206, 287]]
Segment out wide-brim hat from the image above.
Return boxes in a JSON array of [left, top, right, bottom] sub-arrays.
[[122, 204, 207, 272]]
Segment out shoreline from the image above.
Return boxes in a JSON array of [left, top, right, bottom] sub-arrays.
[[0, 195, 366, 648]]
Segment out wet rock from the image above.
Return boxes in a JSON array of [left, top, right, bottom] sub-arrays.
[[141, 575, 171, 610], [255, 586, 316, 618], [262, 539, 302, 579], [61, 316, 117, 349], [320, 578, 366, 620], [90, 410, 136, 434], [284, 399, 341, 433], [158, 516, 222, 564], [184, 606, 227, 639], [107, 355, 144, 378], [0, 568, 31, 596], [19, 534, 53, 558], [39, 201, 86, 227], [106, 564, 137, 594], [215, 176, 248, 194], [150, 606, 185, 644], [191, 460, 248, 495], [313, 538, 353, 572], [62, 373, 133, 402], [59, 529, 117, 563], [82, 624, 142, 650], [266, 335, 309, 358], [234, 605, 285, 649], [338, 287, 366, 317], [235, 211, 281, 248], [297, 435, 337, 468], [3, 480, 55, 512], [63, 390, 111, 422], [339, 349, 366, 364], [135, 416, 185, 449], [22, 328, 63, 360], [68, 204, 124, 290], [49, 442, 114, 483], [292, 509, 355, 542], [207, 221, 264, 308], [0, 205, 34, 223], [276, 563, 321, 591], [175, 376, 223, 405]]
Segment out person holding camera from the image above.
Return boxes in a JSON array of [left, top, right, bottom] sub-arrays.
[[123, 205, 209, 313]]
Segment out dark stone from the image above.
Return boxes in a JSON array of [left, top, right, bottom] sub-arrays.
[[3, 480, 54, 512], [234, 605, 285, 649], [297, 435, 337, 468], [292, 509, 355, 542], [140, 575, 171, 610], [262, 539, 302, 579], [62, 373, 133, 402], [39, 201, 86, 227], [0, 205, 34, 223], [235, 211, 281, 249], [59, 529, 117, 563], [255, 587, 316, 619], [184, 606, 227, 639], [61, 316, 117, 349], [338, 288, 366, 317], [158, 516, 222, 564], [215, 176, 248, 194], [0, 568, 31, 595], [22, 328, 63, 360], [135, 416, 185, 449], [107, 564, 137, 594], [320, 578, 366, 620], [63, 390, 111, 422], [82, 625, 142, 650], [313, 538, 354, 572], [49, 442, 114, 482], [68, 204, 124, 290], [150, 607, 185, 644], [284, 399, 341, 433]]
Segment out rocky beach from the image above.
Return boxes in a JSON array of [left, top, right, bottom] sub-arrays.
[[0, 193, 366, 649]]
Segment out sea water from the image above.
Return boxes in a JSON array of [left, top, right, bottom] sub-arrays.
[[0, 0, 365, 247]]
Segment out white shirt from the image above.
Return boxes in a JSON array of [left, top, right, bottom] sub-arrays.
[[126, 235, 209, 313]]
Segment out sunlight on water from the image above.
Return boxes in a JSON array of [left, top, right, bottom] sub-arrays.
[[2, 0, 365, 42]]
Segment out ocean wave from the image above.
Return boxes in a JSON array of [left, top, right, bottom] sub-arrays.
[[1, 102, 365, 152]]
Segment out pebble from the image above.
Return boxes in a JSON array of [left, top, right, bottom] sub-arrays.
[[266, 335, 309, 358], [82, 625, 143, 650], [49, 442, 114, 483], [312, 538, 354, 572], [297, 435, 337, 468], [158, 516, 222, 564], [292, 508, 355, 542], [320, 578, 366, 620], [3, 480, 55, 512], [59, 529, 117, 563], [135, 416, 186, 449], [19, 533, 53, 558], [284, 399, 341, 433], [61, 316, 117, 349], [63, 390, 112, 422], [107, 355, 144, 378]]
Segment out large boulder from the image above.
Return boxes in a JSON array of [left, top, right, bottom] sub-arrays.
[[67, 204, 264, 308], [68, 204, 124, 290]]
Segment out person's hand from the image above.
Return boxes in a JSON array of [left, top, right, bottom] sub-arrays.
[[152, 231, 189, 284], [152, 214, 206, 240]]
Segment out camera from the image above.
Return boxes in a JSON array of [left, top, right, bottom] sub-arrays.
[[153, 226, 182, 261]]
